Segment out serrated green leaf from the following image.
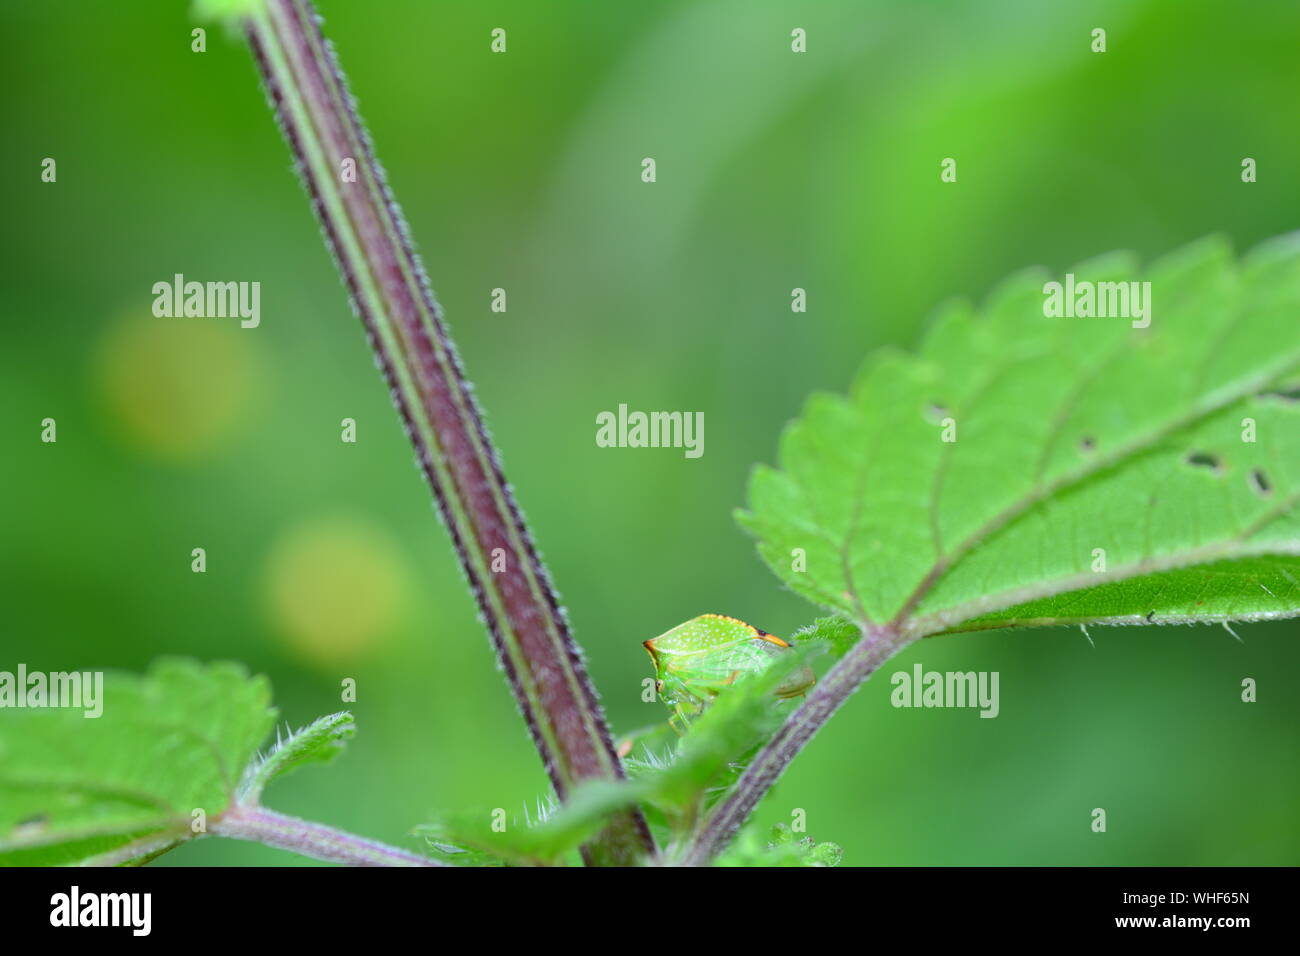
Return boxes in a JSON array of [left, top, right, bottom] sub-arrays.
[[0, 659, 274, 866], [414, 780, 645, 867], [791, 616, 862, 657], [238, 711, 355, 804], [714, 822, 843, 867], [741, 234, 1300, 637]]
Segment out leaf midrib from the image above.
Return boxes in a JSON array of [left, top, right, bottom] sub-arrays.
[[885, 356, 1300, 632]]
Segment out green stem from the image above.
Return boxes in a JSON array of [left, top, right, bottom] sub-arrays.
[[225, 0, 654, 865]]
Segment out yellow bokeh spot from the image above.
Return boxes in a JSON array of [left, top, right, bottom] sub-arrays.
[[264, 515, 410, 667], [94, 312, 261, 463]]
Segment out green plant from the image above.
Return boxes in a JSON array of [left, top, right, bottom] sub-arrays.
[[2, 0, 1297, 867]]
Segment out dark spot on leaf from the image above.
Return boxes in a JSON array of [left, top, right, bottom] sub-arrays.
[[1145, 610, 1156, 623], [1184, 451, 1224, 475], [1259, 386, 1300, 403], [924, 402, 949, 423], [1249, 468, 1272, 497], [1079, 436, 1096, 453]]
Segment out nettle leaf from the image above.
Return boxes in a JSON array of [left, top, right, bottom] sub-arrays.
[[415, 780, 643, 866], [741, 234, 1300, 637], [714, 822, 843, 868], [238, 711, 355, 804], [791, 616, 862, 656], [0, 659, 297, 866]]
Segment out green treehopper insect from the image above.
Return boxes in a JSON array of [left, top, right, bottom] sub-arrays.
[[643, 614, 816, 734]]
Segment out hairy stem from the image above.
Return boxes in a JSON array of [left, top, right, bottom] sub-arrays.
[[229, 0, 653, 864], [684, 625, 914, 866], [213, 806, 441, 867]]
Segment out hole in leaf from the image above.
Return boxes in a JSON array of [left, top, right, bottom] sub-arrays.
[[1184, 451, 1224, 475], [1249, 468, 1272, 497]]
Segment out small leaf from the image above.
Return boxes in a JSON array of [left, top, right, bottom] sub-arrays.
[[741, 234, 1300, 637], [714, 822, 843, 867], [415, 780, 645, 867], [791, 616, 861, 657], [238, 711, 355, 804]]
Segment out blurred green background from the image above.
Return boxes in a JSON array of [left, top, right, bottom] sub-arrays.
[[3, 0, 1298, 865]]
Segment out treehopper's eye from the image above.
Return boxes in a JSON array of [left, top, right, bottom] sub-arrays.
[[655, 680, 664, 694]]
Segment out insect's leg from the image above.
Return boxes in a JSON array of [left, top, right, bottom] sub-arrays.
[[669, 704, 691, 736]]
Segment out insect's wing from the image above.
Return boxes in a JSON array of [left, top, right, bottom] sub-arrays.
[[648, 614, 756, 654], [661, 640, 781, 690], [660, 648, 740, 689]]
